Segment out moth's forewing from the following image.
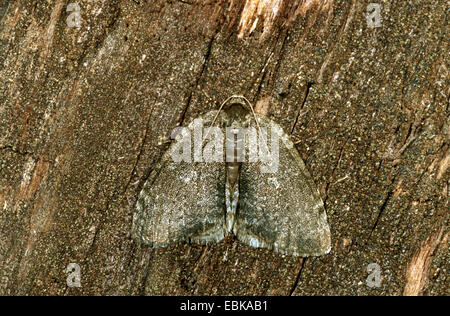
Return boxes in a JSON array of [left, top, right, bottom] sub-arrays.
[[131, 111, 228, 247], [236, 114, 331, 257]]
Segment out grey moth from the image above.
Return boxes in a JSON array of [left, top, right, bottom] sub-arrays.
[[132, 96, 331, 257]]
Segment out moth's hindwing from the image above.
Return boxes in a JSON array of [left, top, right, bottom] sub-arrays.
[[236, 114, 332, 257], [131, 111, 228, 247]]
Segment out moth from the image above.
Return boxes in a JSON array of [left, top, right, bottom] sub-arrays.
[[132, 96, 331, 256]]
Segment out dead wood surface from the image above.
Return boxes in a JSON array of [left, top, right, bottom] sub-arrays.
[[0, 0, 448, 295]]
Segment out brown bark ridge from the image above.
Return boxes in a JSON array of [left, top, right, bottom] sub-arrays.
[[0, 0, 448, 295]]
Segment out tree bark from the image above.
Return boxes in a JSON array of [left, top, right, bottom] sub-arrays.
[[0, 0, 448, 295]]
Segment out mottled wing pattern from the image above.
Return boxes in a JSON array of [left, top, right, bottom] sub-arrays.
[[236, 115, 331, 256], [131, 112, 228, 247]]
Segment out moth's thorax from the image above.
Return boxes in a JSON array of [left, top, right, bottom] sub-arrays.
[[226, 162, 240, 191], [223, 103, 253, 128]]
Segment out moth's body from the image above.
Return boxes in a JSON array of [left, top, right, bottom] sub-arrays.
[[225, 161, 241, 233], [222, 103, 247, 234], [132, 98, 332, 257]]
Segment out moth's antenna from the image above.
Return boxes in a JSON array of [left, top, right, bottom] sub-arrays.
[[227, 95, 266, 146], [202, 96, 266, 151], [201, 95, 268, 154], [230, 95, 262, 132], [207, 95, 262, 137]]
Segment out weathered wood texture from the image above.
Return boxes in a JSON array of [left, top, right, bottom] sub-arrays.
[[0, 0, 448, 295]]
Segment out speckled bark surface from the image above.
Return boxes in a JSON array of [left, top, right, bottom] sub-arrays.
[[0, 0, 448, 295]]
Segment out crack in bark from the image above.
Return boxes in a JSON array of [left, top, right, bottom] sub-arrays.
[[365, 175, 398, 243], [123, 98, 156, 195], [252, 29, 289, 101], [290, 81, 313, 134], [369, 191, 392, 237], [178, 26, 218, 127], [383, 111, 425, 160], [323, 137, 349, 206], [289, 258, 306, 295], [140, 260, 152, 295]]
